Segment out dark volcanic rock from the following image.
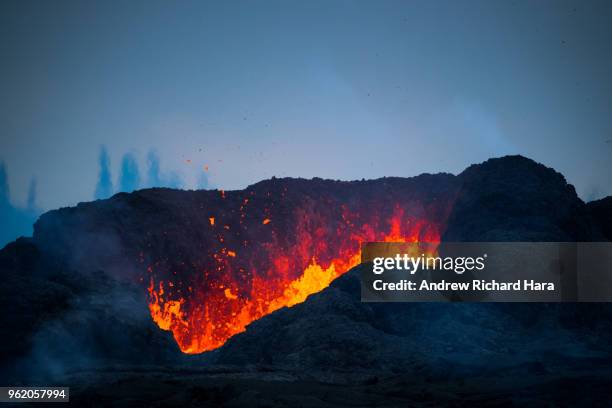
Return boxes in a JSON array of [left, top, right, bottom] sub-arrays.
[[0, 237, 183, 382], [214, 156, 612, 375], [588, 196, 612, 240], [0, 155, 609, 386], [30, 170, 459, 355], [443, 156, 602, 241], [215, 266, 612, 377]]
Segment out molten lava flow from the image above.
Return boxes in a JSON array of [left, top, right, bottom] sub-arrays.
[[147, 205, 440, 354]]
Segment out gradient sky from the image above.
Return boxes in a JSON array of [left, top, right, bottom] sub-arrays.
[[1, 0, 611, 211]]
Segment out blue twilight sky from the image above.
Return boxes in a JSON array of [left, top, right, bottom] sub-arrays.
[[1, 0, 611, 214]]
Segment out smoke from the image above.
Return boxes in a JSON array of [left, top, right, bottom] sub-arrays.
[[118, 153, 140, 193], [0, 162, 9, 204], [146, 150, 162, 187], [8, 264, 181, 382], [94, 146, 114, 199], [2, 225, 184, 382], [165, 172, 183, 189], [1, 146, 197, 247], [145, 150, 183, 189], [0, 161, 40, 248], [584, 185, 605, 203], [27, 178, 37, 211], [197, 169, 209, 189]]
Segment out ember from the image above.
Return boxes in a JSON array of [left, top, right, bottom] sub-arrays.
[[146, 189, 442, 354]]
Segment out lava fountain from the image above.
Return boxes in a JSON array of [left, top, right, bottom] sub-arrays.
[[145, 180, 447, 354]]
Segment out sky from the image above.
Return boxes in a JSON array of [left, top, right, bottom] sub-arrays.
[[1, 0, 611, 218]]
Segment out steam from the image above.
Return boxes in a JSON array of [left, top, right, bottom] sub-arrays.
[[94, 146, 114, 199], [4, 219, 183, 382], [118, 153, 141, 193], [27, 178, 37, 211], [197, 169, 209, 189], [145, 150, 183, 189], [585, 185, 605, 202], [3, 146, 199, 246], [0, 161, 40, 247], [146, 150, 162, 186], [0, 162, 8, 203]]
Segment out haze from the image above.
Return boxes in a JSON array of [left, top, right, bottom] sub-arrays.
[[1, 0, 611, 214]]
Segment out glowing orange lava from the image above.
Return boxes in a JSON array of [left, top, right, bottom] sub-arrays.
[[147, 205, 440, 354]]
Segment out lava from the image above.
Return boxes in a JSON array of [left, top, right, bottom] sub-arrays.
[[146, 199, 441, 354]]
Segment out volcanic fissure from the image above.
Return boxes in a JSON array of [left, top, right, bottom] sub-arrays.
[[145, 186, 442, 354]]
